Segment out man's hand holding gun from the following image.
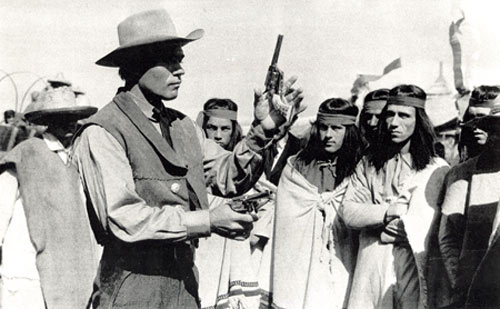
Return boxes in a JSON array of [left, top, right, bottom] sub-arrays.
[[253, 34, 306, 134]]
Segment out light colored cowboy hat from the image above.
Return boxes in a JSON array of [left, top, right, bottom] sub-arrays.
[[96, 9, 204, 67], [24, 87, 97, 125]]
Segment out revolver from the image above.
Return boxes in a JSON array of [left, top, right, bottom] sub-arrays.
[[264, 34, 284, 95], [263, 34, 294, 122], [229, 190, 273, 214]]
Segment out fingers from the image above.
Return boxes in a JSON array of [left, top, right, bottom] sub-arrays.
[[253, 88, 264, 106], [285, 87, 304, 105], [282, 75, 298, 95], [277, 69, 284, 96], [233, 212, 257, 224]]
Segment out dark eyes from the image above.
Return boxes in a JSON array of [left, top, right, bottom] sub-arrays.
[[207, 125, 231, 131]]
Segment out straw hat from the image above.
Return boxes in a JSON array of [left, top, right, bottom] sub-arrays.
[[96, 9, 204, 67], [24, 87, 97, 125]]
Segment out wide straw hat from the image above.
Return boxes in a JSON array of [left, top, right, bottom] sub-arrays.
[[24, 87, 97, 125], [96, 9, 204, 67]]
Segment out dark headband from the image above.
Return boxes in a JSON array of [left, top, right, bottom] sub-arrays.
[[203, 109, 237, 120], [469, 97, 500, 108], [387, 95, 425, 109], [316, 112, 357, 125], [363, 100, 387, 113]]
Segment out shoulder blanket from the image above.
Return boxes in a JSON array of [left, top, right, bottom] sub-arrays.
[[271, 158, 356, 309]]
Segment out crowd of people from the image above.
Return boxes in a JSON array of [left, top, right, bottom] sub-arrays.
[[0, 8, 499, 309]]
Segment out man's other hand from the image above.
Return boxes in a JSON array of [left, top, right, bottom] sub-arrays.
[[209, 202, 258, 240]]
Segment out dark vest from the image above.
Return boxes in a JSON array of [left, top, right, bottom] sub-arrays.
[[0, 138, 99, 309], [85, 92, 209, 213]]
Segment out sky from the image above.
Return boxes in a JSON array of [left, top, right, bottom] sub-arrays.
[[1, 0, 500, 126]]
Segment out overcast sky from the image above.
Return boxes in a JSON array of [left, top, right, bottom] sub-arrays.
[[1, 0, 500, 125]]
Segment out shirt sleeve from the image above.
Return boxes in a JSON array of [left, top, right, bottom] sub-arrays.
[[0, 170, 17, 244], [438, 170, 468, 289], [72, 125, 211, 243], [340, 160, 388, 229], [200, 123, 273, 197]]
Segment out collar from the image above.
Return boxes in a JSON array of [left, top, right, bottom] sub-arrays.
[[395, 152, 413, 168], [317, 156, 338, 168], [127, 90, 163, 122], [42, 132, 66, 153]]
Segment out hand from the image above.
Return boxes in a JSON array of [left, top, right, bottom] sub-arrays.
[[254, 75, 305, 133], [209, 202, 258, 240], [384, 201, 408, 223]]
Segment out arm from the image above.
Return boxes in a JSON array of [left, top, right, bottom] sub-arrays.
[[73, 126, 210, 243], [438, 175, 468, 289], [202, 76, 305, 197], [340, 160, 389, 229], [202, 123, 271, 197], [0, 170, 17, 244]]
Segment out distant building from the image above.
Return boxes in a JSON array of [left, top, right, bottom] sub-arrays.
[[425, 61, 460, 166]]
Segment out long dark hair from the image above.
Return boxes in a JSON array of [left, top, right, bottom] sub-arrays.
[[367, 84, 436, 171], [296, 98, 362, 185], [201, 98, 243, 151]]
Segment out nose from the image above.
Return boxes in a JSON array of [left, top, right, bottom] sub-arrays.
[[389, 115, 400, 128], [214, 129, 222, 139], [171, 62, 184, 77], [368, 115, 378, 127], [324, 127, 334, 138]]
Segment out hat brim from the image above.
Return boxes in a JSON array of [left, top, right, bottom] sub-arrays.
[[47, 79, 72, 87], [25, 106, 98, 125], [96, 29, 204, 67], [462, 115, 500, 130]]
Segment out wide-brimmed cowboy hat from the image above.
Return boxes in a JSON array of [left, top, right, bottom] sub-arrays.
[[24, 87, 97, 125], [96, 9, 204, 67]]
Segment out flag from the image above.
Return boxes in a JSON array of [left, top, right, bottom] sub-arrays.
[[383, 58, 402, 75], [350, 58, 402, 101], [449, 13, 467, 95]]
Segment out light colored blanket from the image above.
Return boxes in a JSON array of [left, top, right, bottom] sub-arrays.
[[271, 159, 356, 309], [196, 195, 260, 309], [347, 158, 448, 309]]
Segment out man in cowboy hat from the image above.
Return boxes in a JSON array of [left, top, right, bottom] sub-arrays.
[[0, 86, 100, 308], [72, 8, 304, 309], [439, 98, 500, 308]]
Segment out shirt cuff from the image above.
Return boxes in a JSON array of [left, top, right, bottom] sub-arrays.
[[184, 210, 211, 238], [245, 124, 274, 152]]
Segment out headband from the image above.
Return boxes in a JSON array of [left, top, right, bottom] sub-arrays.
[[316, 112, 357, 125], [469, 97, 500, 108], [387, 95, 425, 109], [203, 109, 237, 120], [363, 99, 387, 113]]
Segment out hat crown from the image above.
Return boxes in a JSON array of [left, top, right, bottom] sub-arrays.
[[26, 87, 77, 114], [117, 9, 178, 47]]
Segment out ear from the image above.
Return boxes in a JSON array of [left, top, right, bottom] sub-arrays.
[[195, 111, 205, 128]]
